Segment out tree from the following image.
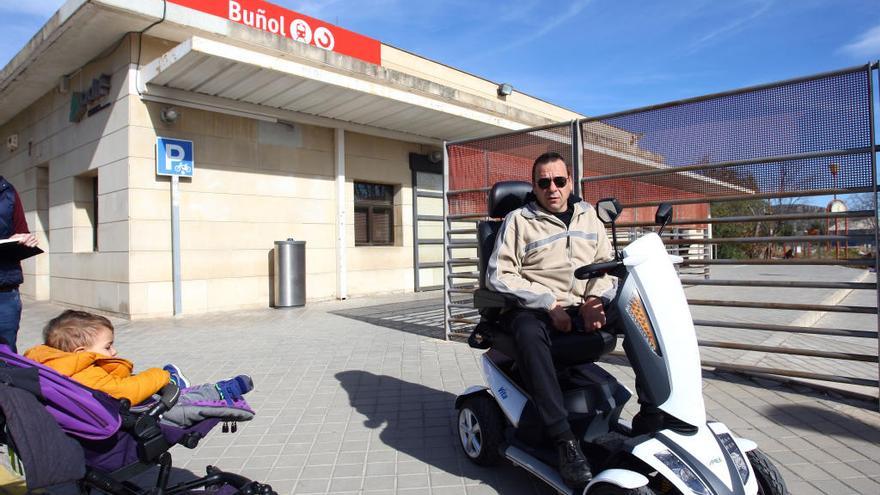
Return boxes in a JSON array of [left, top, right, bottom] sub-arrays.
[[711, 198, 771, 259], [705, 170, 771, 259], [850, 192, 879, 232]]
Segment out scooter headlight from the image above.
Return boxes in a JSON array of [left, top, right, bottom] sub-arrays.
[[654, 450, 710, 495], [625, 292, 660, 354], [718, 433, 750, 483]]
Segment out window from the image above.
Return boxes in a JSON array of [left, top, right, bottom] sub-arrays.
[[73, 174, 97, 252], [92, 176, 98, 251], [354, 182, 394, 246]]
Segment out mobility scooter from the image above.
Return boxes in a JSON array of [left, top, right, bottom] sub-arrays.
[[455, 181, 787, 495]]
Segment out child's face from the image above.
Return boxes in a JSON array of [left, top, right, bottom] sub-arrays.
[[78, 326, 117, 357]]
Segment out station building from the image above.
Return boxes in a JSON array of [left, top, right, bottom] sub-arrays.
[[0, 0, 586, 318]]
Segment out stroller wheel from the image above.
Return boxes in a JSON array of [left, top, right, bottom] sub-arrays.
[[239, 481, 276, 495], [457, 394, 504, 466]]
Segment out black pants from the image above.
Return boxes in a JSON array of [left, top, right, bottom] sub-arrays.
[[501, 305, 617, 437]]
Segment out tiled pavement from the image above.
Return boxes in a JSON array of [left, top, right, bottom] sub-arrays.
[[10, 277, 880, 495]]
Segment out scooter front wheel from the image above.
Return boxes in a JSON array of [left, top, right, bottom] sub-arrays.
[[747, 449, 788, 495], [587, 483, 656, 495], [457, 394, 504, 466]]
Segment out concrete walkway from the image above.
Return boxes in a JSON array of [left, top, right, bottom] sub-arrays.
[[6, 282, 880, 495]]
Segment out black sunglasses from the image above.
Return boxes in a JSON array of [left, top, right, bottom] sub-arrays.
[[536, 176, 568, 189]]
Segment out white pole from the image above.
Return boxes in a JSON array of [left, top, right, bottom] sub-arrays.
[[335, 128, 347, 300], [171, 175, 182, 315]]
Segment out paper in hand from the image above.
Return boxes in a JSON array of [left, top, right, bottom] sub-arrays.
[[0, 238, 43, 261]]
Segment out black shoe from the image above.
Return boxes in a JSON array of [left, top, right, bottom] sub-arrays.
[[632, 408, 664, 435], [557, 439, 592, 487]]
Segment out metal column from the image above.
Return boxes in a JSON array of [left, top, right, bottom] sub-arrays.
[[171, 176, 182, 316], [870, 61, 879, 409]]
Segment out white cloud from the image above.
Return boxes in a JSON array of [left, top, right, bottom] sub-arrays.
[[469, 0, 592, 60], [686, 1, 772, 54], [840, 24, 880, 59], [0, 0, 65, 18]]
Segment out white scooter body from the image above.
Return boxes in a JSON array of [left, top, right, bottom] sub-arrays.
[[614, 233, 759, 495], [621, 233, 705, 424], [462, 232, 762, 495]]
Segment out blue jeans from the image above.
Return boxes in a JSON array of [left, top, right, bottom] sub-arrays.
[[0, 289, 22, 353]]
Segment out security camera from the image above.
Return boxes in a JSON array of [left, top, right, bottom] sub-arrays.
[[428, 150, 443, 163], [160, 107, 180, 124], [497, 83, 513, 97]]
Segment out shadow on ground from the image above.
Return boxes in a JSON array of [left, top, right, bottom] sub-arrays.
[[335, 370, 554, 495], [331, 300, 446, 339], [707, 369, 879, 411], [602, 351, 878, 412], [759, 403, 880, 442]]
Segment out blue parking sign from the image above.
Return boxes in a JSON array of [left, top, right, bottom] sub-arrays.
[[157, 137, 194, 177]]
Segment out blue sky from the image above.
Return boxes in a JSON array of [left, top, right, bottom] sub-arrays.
[[0, 0, 878, 116]]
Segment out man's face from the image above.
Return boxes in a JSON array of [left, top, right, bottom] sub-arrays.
[[533, 159, 572, 213]]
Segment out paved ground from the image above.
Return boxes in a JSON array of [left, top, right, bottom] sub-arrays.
[[5, 268, 880, 494]]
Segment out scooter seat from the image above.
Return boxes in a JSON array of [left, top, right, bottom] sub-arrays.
[[490, 326, 616, 367], [488, 326, 519, 359], [487, 326, 616, 393]]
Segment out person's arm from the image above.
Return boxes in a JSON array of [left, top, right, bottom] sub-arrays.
[[584, 215, 617, 303], [9, 189, 37, 247], [579, 212, 617, 331], [11, 190, 27, 234], [485, 212, 555, 310], [83, 362, 171, 405]]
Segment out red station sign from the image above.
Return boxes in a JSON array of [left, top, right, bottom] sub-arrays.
[[168, 0, 382, 65]]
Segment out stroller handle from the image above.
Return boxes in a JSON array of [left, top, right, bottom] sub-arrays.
[[145, 383, 180, 418]]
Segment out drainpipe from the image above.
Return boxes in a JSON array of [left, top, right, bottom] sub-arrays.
[[335, 128, 347, 300]]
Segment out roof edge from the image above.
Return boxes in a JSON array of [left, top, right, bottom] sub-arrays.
[[0, 0, 88, 92]]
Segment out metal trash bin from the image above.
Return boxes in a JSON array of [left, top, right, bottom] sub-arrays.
[[273, 239, 305, 307]]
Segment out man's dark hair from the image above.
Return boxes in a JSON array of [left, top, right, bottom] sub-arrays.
[[531, 151, 568, 182]]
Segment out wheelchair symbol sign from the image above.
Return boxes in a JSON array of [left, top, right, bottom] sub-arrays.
[[156, 137, 194, 177]]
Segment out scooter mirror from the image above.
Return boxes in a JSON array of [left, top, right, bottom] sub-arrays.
[[655, 203, 673, 226], [596, 198, 622, 224]]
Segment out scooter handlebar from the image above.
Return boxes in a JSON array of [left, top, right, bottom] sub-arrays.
[[574, 260, 623, 280]]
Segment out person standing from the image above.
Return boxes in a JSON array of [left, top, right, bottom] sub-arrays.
[[0, 176, 38, 352]]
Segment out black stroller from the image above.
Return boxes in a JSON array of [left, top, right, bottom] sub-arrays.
[[0, 344, 275, 495]]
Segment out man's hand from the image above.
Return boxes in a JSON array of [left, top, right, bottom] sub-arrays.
[[579, 296, 605, 332], [548, 303, 572, 333], [10, 233, 37, 248]]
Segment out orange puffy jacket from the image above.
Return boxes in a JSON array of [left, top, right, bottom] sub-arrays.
[[24, 345, 170, 405]]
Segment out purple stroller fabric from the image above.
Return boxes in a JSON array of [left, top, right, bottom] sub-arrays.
[[0, 344, 120, 440], [81, 419, 220, 472]]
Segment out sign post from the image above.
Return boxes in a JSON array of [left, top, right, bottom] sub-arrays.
[[156, 137, 194, 316]]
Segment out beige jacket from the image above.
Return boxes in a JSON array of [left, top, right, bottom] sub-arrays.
[[486, 199, 617, 310]]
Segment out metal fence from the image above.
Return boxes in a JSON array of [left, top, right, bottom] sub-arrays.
[[444, 63, 879, 399]]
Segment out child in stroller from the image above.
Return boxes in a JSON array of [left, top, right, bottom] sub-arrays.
[[0, 312, 273, 495], [24, 310, 255, 429]]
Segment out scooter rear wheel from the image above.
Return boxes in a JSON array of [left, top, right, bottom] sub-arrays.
[[457, 394, 504, 466]]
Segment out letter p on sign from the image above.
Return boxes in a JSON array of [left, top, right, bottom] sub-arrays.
[[156, 137, 194, 177]]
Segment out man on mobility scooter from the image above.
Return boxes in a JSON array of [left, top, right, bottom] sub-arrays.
[[484, 151, 618, 487], [459, 154, 788, 495]]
